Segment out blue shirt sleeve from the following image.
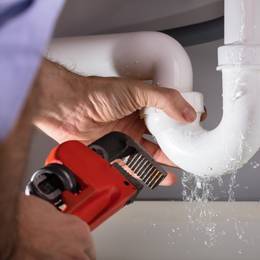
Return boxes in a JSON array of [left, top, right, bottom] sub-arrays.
[[0, 0, 64, 140]]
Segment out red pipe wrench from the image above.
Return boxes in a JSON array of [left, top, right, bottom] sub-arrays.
[[26, 132, 167, 230]]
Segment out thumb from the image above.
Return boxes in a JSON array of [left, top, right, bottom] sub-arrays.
[[132, 83, 196, 123]]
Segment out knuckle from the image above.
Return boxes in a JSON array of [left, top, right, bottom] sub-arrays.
[[65, 215, 89, 231], [155, 88, 178, 103], [167, 89, 186, 106], [167, 88, 180, 98], [75, 218, 90, 230], [131, 84, 147, 107], [66, 214, 82, 223]]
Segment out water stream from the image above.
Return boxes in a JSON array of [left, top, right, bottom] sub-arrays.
[[181, 171, 239, 248], [178, 163, 259, 252]]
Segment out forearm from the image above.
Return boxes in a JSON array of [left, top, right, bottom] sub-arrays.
[[35, 59, 77, 121], [0, 83, 39, 258], [34, 58, 92, 142]]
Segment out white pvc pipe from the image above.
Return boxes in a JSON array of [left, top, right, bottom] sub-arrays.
[[48, 32, 193, 92], [225, 0, 260, 44], [49, 0, 260, 177]]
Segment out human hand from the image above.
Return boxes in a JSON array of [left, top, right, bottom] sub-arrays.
[[35, 59, 198, 185], [13, 195, 95, 260]]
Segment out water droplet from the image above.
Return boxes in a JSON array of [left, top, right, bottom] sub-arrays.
[[250, 161, 260, 169], [232, 90, 246, 101]]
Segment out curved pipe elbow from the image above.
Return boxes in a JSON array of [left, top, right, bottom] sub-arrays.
[[49, 32, 193, 92], [146, 68, 260, 176], [111, 32, 193, 92]]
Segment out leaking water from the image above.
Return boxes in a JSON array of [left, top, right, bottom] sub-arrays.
[[181, 172, 228, 248], [178, 168, 253, 250], [249, 160, 260, 169], [232, 89, 246, 101]]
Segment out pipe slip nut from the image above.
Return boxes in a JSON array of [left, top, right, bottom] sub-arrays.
[[218, 45, 260, 68]]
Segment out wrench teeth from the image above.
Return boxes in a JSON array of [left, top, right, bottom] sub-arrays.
[[126, 153, 167, 189]]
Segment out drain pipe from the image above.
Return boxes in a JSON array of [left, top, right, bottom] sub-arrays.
[[49, 0, 260, 177], [146, 0, 260, 176]]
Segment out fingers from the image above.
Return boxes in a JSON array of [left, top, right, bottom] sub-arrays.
[[200, 106, 207, 122], [132, 83, 197, 123]]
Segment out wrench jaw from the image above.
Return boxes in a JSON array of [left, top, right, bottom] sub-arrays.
[[25, 163, 79, 209], [124, 153, 166, 189], [89, 132, 168, 189]]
